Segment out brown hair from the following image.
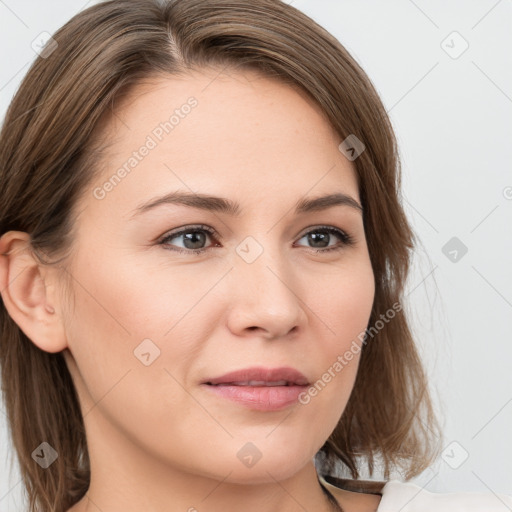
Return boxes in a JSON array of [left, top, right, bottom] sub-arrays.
[[0, 0, 443, 510]]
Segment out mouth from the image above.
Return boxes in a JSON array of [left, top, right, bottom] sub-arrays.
[[201, 366, 310, 411], [203, 366, 310, 386], [206, 380, 301, 386]]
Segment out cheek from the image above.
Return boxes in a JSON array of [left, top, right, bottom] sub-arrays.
[[317, 258, 375, 346], [66, 249, 198, 342], [62, 247, 218, 403], [305, 259, 374, 406], [61, 259, 195, 445]]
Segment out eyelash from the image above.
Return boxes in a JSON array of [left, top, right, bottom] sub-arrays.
[[158, 224, 355, 256]]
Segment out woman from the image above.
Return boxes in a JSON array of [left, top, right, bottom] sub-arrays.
[[0, 1, 510, 511]]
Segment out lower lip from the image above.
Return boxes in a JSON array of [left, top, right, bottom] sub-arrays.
[[202, 384, 308, 411]]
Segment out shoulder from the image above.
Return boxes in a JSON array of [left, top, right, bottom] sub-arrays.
[[320, 475, 512, 512], [376, 479, 512, 511]]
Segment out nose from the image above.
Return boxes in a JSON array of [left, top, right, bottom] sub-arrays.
[[225, 245, 307, 340]]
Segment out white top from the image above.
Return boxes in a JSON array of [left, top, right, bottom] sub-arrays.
[[378, 479, 512, 511]]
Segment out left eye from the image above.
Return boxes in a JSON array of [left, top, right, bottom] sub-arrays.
[[295, 226, 355, 252], [159, 225, 355, 255]]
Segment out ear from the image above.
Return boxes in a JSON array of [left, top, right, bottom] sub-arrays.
[[0, 230, 67, 353]]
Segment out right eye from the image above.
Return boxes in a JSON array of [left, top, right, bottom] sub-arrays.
[[158, 225, 220, 255]]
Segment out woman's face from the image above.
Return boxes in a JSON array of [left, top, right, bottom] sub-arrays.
[[60, 67, 375, 484]]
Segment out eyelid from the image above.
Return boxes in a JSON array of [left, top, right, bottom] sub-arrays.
[[298, 224, 354, 242], [157, 224, 218, 243]]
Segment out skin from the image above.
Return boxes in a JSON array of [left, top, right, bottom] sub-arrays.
[[0, 67, 381, 512]]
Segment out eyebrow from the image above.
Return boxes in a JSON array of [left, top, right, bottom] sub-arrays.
[[130, 191, 363, 218]]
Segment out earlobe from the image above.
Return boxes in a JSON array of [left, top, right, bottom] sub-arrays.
[[0, 230, 68, 353]]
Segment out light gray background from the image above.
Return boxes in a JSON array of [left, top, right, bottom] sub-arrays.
[[1, 0, 511, 509]]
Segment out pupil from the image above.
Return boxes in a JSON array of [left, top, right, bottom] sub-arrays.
[[309, 232, 328, 248], [184, 231, 205, 249]]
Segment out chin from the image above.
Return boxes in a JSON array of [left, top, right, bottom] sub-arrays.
[[208, 445, 312, 485]]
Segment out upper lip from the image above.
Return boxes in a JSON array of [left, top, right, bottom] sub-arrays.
[[204, 366, 310, 386]]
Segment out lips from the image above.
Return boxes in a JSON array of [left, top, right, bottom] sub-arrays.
[[204, 366, 309, 386], [202, 366, 311, 411], [214, 380, 290, 386]]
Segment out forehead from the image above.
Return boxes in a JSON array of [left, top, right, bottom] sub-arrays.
[[81, 67, 360, 217], [107, 67, 342, 149]]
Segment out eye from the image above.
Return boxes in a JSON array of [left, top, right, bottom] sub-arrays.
[[158, 225, 219, 255], [294, 226, 355, 253], [158, 224, 355, 255]]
